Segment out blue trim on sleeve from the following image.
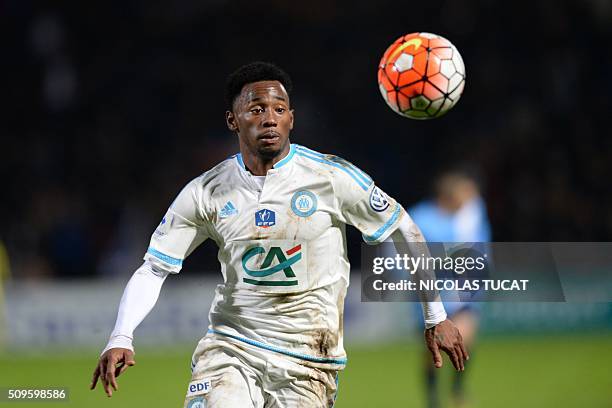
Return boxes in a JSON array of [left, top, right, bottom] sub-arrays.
[[332, 373, 339, 407], [208, 329, 347, 365], [349, 162, 373, 186], [146, 247, 183, 266], [273, 144, 296, 168], [362, 204, 403, 243], [295, 145, 373, 186], [295, 147, 371, 191]]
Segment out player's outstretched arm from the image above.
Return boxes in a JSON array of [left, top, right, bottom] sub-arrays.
[[425, 319, 469, 371], [389, 215, 469, 371], [90, 261, 169, 397], [90, 347, 135, 397]]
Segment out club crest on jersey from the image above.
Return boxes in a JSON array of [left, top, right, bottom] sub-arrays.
[[241, 244, 302, 286], [369, 186, 390, 212], [255, 209, 276, 228], [187, 396, 207, 408], [291, 190, 317, 217]]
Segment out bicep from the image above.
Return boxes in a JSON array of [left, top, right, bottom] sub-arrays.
[[341, 184, 405, 244], [144, 179, 210, 272]]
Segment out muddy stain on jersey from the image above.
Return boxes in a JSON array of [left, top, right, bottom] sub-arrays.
[[311, 329, 336, 357]]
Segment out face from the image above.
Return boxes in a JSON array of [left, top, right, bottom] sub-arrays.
[[226, 80, 294, 160]]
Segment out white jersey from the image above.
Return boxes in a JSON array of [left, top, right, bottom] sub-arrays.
[[144, 144, 405, 369]]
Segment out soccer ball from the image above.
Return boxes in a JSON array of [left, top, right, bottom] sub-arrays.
[[378, 32, 465, 119]]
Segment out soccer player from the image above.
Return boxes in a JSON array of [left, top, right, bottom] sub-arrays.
[[90, 61, 468, 407], [409, 170, 491, 408]]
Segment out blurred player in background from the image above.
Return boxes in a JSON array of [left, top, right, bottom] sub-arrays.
[[409, 169, 491, 408], [90, 61, 468, 407]]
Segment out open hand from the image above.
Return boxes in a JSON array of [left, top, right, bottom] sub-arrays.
[[425, 319, 469, 371], [90, 348, 135, 397]]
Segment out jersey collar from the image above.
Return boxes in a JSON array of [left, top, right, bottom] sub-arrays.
[[234, 143, 296, 171], [273, 143, 296, 169]]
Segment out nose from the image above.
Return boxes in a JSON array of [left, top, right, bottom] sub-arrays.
[[262, 110, 277, 128]]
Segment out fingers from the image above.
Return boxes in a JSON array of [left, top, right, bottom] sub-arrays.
[[98, 358, 111, 396], [426, 321, 471, 372], [100, 363, 109, 395], [107, 365, 118, 393], [443, 339, 466, 371], [115, 361, 133, 377], [116, 351, 136, 378], [454, 344, 465, 371], [425, 328, 443, 368], [445, 346, 461, 371], [453, 330, 467, 371], [104, 356, 118, 397], [90, 365, 101, 390], [124, 350, 136, 367], [115, 362, 126, 378], [428, 341, 443, 368], [93, 349, 135, 398], [459, 338, 470, 362]]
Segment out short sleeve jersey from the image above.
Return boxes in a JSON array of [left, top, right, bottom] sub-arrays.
[[144, 144, 405, 369]]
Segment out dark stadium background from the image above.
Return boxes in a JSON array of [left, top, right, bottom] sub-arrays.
[[1, 2, 611, 407], [2, 1, 611, 279]]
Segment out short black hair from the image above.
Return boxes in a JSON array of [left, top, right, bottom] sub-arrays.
[[225, 61, 293, 109]]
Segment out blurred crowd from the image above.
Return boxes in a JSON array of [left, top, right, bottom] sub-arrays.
[[2, 0, 611, 279]]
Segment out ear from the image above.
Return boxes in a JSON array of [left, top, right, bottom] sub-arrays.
[[289, 109, 295, 130], [226, 110, 238, 132]]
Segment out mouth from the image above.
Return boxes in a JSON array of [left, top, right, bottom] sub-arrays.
[[257, 131, 281, 142]]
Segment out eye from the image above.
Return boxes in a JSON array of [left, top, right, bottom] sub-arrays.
[[250, 107, 264, 114], [275, 107, 286, 113]]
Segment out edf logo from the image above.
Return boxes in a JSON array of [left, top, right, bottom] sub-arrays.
[[255, 209, 276, 228], [189, 379, 211, 394]]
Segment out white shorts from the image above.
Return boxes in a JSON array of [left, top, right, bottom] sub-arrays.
[[184, 333, 339, 408]]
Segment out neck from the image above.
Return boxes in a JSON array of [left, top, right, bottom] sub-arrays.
[[240, 143, 291, 176]]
